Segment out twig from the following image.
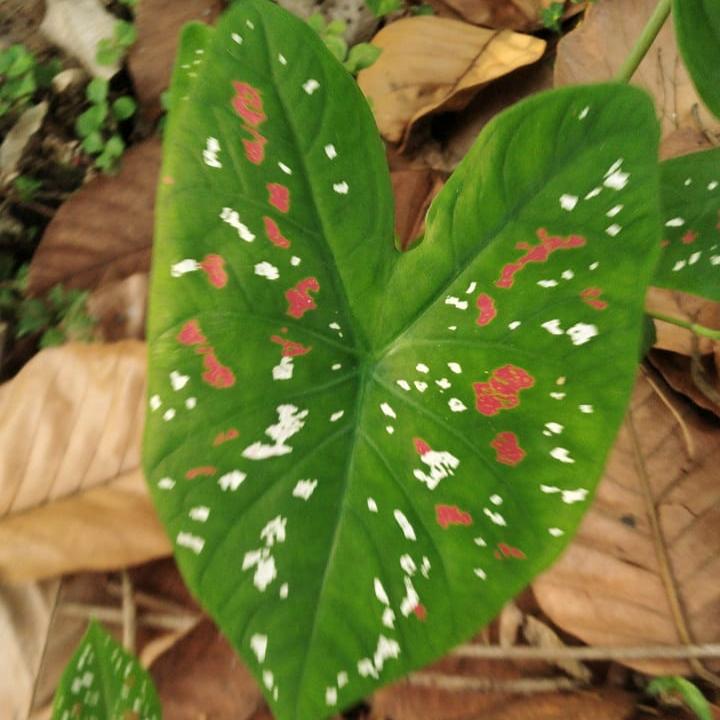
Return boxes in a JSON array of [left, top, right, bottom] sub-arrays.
[[628, 409, 720, 688], [689, 334, 720, 407], [59, 603, 199, 632], [106, 579, 191, 617], [121, 570, 136, 653], [408, 673, 582, 693], [452, 643, 720, 661]]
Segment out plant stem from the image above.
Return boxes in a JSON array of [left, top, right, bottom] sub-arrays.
[[647, 310, 720, 341], [615, 0, 672, 82]]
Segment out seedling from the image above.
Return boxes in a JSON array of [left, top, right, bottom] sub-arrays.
[[0, 44, 60, 118], [306, 13, 381, 75], [75, 77, 136, 171], [96, 19, 138, 67]]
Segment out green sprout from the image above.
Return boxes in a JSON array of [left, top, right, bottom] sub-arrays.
[[306, 13, 381, 76], [74, 77, 137, 171], [0, 44, 60, 118], [96, 19, 138, 66]]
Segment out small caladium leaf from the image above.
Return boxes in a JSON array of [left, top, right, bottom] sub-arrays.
[[654, 147, 720, 301], [144, 2, 661, 718], [673, 0, 720, 120], [52, 620, 161, 720]]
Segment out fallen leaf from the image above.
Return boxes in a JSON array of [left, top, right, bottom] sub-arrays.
[[39, 0, 120, 80], [648, 350, 720, 417], [87, 272, 149, 341], [554, 0, 720, 140], [534, 371, 720, 675], [0, 579, 60, 720], [646, 287, 720, 356], [150, 620, 265, 720], [660, 127, 714, 161], [357, 16, 546, 145], [523, 615, 592, 683], [0, 102, 48, 185], [0, 341, 170, 582], [28, 138, 160, 296], [391, 168, 445, 250], [128, 0, 223, 120]]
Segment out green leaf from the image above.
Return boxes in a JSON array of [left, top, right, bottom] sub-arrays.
[[673, 0, 720, 119], [410, 4, 435, 15], [75, 103, 108, 137], [344, 43, 381, 74], [87, 77, 109, 104], [51, 620, 162, 720], [6, 45, 35, 78], [14, 175, 42, 202], [6, 72, 36, 101], [82, 131, 105, 154], [35, 58, 63, 87], [40, 326, 66, 348], [326, 19, 347, 36], [113, 95, 137, 120], [96, 39, 122, 67], [654, 147, 720, 301], [365, 0, 403, 16], [648, 676, 712, 720], [17, 298, 50, 337], [542, 1, 565, 31], [114, 19, 138, 48], [323, 35, 348, 63], [306, 13, 326, 33], [144, 2, 661, 719], [95, 134, 125, 171]]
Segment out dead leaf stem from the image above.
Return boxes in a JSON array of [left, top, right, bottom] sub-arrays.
[[628, 407, 720, 688], [121, 570, 136, 653], [408, 673, 582, 693]]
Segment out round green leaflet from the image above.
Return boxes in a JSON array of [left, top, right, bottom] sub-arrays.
[[144, 2, 661, 718]]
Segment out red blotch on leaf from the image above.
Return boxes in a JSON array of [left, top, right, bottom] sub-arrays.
[[232, 81, 266, 126], [213, 428, 239, 446], [413, 437, 431, 455], [186, 466, 217, 479], [436, 504, 473, 528], [264, 216, 290, 249], [243, 134, 267, 165], [475, 293, 497, 326], [177, 319, 207, 346], [496, 228, 586, 289], [490, 432, 525, 465], [474, 365, 535, 416], [413, 604, 427, 621], [497, 542, 526, 560], [199, 254, 228, 288], [580, 287, 607, 311], [682, 230, 698, 244], [271, 334, 312, 357], [285, 277, 320, 319], [202, 351, 236, 388], [267, 183, 290, 213]]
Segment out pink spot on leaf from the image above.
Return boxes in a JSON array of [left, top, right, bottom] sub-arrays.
[[413, 604, 427, 621], [473, 365, 535, 416], [436, 504, 473, 528], [413, 437, 432, 455], [202, 351, 236, 388], [186, 466, 217, 479], [177, 319, 207, 346], [580, 287, 607, 311], [497, 542, 526, 560], [285, 277, 319, 319], [232, 81, 266, 126], [267, 183, 290, 213], [271, 334, 312, 357], [475, 293, 496, 326], [200, 254, 228, 288], [496, 228, 586, 289], [490, 432, 525, 465], [213, 428, 239, 446], [263, 216, 290, 249], [682, 230, 698, 244]]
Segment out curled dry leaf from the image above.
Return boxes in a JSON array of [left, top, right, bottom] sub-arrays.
[[534, 372, 720, 676], [39, 0, 120, 80], [391, 168, 445, 250], [28, 138, 160, 296], [357, 16, 546, 145], [554, 0, 720, 140], [0, 580, 60, 720], [128, 0, 223, 120], [0, 341, 170, 582], [0, 102, 48, 184]]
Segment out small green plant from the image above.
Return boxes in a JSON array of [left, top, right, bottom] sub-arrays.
[[542, 1, 566, 30], [365, 0, 404, 16], [0, 44, 60, 118], [12, 175, 43, 203], [96, 19, 138, 66], [648, 677, 712, 720], [306, 13, 381, 75], [0, 265, 95, 349], [75, 77, 136, 171]]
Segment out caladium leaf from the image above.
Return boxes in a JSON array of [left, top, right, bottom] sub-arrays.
[[144, 1, 661, 718], [52, 620, 161, 720], [673, 0, 720, 120], [655, 147, 720, 301]]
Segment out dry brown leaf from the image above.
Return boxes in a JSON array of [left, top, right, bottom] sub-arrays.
[[128, 0, 223, 120], [522, 615, 591, 683], [534, 372, 720, 676], [151, 620, 265, 720], [87, 272, 149, 342], [0, 579, 60, 720], [28, 138, 160, 296], [554, 0, 720, 141], [0, 341, 170, 582], [391, 168, 445, 250], [646, 287, 720, 356], [648, 350, 720, 417], [357, 16, 546, 146]]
